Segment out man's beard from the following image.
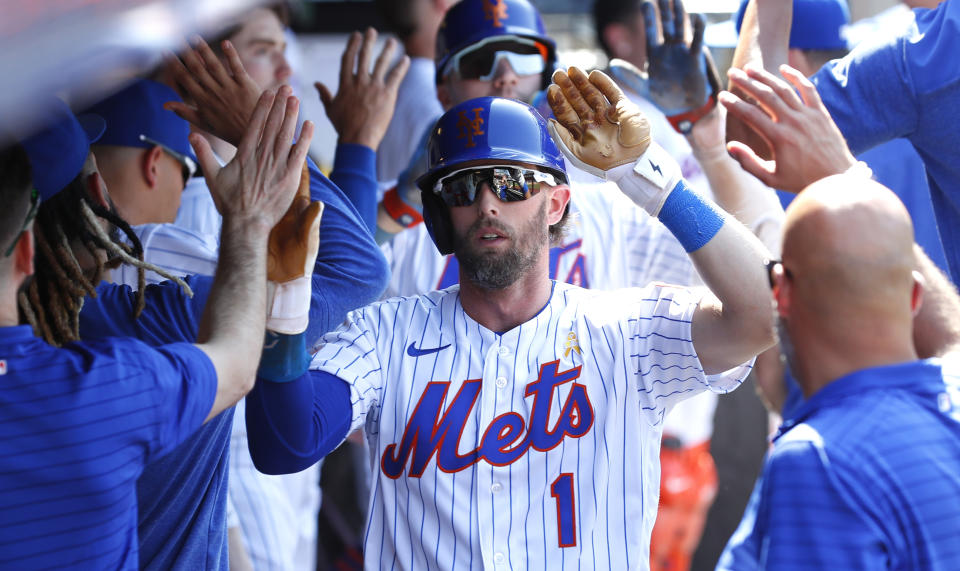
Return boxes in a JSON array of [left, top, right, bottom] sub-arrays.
[[454, 201, 548, 290]]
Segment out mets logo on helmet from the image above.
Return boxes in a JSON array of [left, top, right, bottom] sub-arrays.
[[456, 108, 485, 148], [483, 0, 508, 28]]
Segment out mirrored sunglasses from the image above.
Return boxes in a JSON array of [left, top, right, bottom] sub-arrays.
[[434, 166, 557, 207], [446, 37, 548, 81]]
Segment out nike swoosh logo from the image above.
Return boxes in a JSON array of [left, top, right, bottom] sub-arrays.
[[407, 342, 451, 357]]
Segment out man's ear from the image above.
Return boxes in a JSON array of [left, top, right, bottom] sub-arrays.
[[436, 84, 453, 110], [84, 170, 111, 211], [910, 269, 925, 317], [602, 23, 633, 61], [13, 227, 35, 279], [141, 145, 164, 189], [547, 184, 571, 225]]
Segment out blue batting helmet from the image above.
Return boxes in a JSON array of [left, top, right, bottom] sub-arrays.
[[416, 96, 567, 254], [436, 0, 558, 88]]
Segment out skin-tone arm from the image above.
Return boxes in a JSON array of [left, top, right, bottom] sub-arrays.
[[913, 244, 960, 358], [192, 88, 314, 422], [725, 0, 793, 159], [548, 67, 775, 373]]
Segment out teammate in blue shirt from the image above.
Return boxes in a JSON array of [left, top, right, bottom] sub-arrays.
[[719, 174, 960, 570], [0, 89, 311, 569]]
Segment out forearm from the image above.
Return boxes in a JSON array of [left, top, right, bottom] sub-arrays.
[[729, 0, 791, 75], [245, 369, 352, 474], [197, 216, 270, 421], [330, 143, 378, 235], [687, 216, 775, 373], [305, 159, 389, 343], [913, 244, 960, 358], [691, 131, 784, 254]]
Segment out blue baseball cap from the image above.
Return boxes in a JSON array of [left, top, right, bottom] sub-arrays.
[[20, 98, 106, 201], [86, 79, 197, 178], [735, 0, 850, 50]]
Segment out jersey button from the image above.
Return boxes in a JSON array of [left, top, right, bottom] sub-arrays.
[[491, 482, 502, 493], [494, 552, 505, 564], [498, 347, 510, 357], [495, 376, 507, 388]]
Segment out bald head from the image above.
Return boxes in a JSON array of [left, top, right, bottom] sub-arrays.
[[782, 174, 917, 320]]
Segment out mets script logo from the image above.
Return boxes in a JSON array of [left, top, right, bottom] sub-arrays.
[[483, 0, 508, 27], [456, 108, 485, 148], [381, 361, 594, 478]]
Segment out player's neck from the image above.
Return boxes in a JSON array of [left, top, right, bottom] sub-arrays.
[[0, 289, 19, 328], [458, 268, 553, 333]]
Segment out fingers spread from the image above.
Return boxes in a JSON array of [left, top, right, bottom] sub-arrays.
[[588, 70, 627, 110], [779, 64, 822, 108], [546, 81, 584, 140], [569, 66, 610, 117], [672, 0, 687, 42], [314, 81, 333, 108], [340, 31, 362, 86], [190, 133, 218, 182], [560, 67, 596, 121], [373, 37, 397, 82], [718, 89, 777, 138], [222, 40, 251, 83], [164, 101, 201, 126], [740, 65, 804, 114], [691, 13, 705, 54], [726, 140, 776, 186], [357, 27, 377, 79], [386, 55, 411, 89], [658, 0, 674, 42], [239, 90, 276, 160], [288, 120, 314, 175], [274, 95, 300, 160], [642, 2, 661, 52], [194, 36, 231, 87]]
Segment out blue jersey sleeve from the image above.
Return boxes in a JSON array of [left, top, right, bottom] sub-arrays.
[[245, 370, 353, 474], [756, 439, 889, 569], [305, 157, 390, 347], [79, 276, 212, 344], [329, 143, 378, 236]]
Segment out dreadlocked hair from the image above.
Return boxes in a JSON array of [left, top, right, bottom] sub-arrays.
[[19, 174, 193, 346]]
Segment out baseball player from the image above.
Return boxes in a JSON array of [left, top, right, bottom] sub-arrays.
[[98, 41, 393, 569], [0, 91, 306, 568], [244, 69, 775, 570], [377, 0, 698, 301]]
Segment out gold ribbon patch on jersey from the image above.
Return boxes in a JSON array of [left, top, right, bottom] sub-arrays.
[[563, 331, 581, 358]]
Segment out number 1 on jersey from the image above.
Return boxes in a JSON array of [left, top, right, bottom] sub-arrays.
[[550, 473, 577, 547]]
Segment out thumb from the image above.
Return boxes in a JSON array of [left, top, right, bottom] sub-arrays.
[[189, 133, 219, 182], [314, 82, 334, 110]]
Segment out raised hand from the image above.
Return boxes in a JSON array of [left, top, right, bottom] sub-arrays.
[[190, 86, 314, 232], [316, 28, 411, 150], [720, 64, 857, 192], [165, 36, 263, 147], [546, 67, 651, 178]]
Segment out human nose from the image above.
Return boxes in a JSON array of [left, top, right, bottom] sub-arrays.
[[473, 182, 501, 215], [275, 52, 292, 82], [491, 58, 519, 93]]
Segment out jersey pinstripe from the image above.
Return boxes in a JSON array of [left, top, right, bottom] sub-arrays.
[[310, 282, 751, 570], [115, 223, 219, 287]]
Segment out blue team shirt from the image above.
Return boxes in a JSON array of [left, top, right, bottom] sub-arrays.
[[0, 325, 216, 569], [812, 0, 960, 282], [77, 153, 388, 569], [719, 359, 960, 569]]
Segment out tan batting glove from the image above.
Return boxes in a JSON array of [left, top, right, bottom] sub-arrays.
[[266, 163, 324, 334], [546, 67, 651, 178], [547, 67, 683, 217]]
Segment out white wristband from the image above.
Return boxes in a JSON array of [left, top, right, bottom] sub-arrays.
[[266, 275, 311, 335], [609, 142, 683, 217]]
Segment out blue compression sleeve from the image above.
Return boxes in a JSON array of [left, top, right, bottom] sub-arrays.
[[330, 143, 378, 236], [257, 332, 310, 383], [245, 369, 352, 474], [657, 180, 725, 252]]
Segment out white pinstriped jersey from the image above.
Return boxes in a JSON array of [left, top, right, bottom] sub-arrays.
[[114, 223, 219, 287], [310, 282, 752, 570]]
